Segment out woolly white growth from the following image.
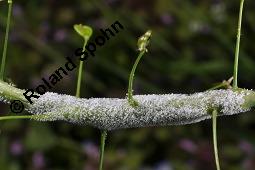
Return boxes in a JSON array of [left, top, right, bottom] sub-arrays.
[[27, 89, 251, 130], [0, 96, 10, 104], [0, 91, 11, 104]]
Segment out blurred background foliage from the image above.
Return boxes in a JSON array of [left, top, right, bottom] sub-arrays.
[[0, 0, 255, 169]]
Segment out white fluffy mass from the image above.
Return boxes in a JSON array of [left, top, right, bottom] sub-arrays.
[[27, 89, 251, 130]]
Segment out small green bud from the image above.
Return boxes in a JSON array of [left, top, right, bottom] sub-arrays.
[[137, 30, 152, 52]]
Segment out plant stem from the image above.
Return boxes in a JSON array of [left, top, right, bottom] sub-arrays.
[[0, 115, 32, 121], [75, 40, 87, 97], [0, 0, 13, 80], [208, 83, 226, 91], [212, 109, 221, 170], [0, 80, 255, 129], [233, 0, 245, 89], [73, 35, 110, 169], [127, 51, 145, 106], [99, 130, 107, 170]]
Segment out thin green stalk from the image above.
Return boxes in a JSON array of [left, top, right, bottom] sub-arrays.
[[0, 0, 13, 80], [127, 30, 151, 107], [233, 0, 245, 89], [0, 115, 33, 121], [75, 41, 87, 97], [127, 51, 145, 106], [99, 130, 107, 170], [212, 110, 221, 170], [73, 25, 108, 169]]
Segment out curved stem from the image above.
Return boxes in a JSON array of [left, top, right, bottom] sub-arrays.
[[233, 0, 245, 89], [75, 40, 87, 97], [0, 0, 13, 80], [212, 109, 221, 170], [99, 130, 107, 170], [127, 51, 145, 106]]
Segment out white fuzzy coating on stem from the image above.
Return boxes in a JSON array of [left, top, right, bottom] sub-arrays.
[[0, 96, 10, 104], [27, 89, 251, 130]]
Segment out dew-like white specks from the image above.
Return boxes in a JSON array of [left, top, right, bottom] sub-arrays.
[[0, 91, 11, 104], [0, 96, 10, 104], [27, 89, 251, 130]]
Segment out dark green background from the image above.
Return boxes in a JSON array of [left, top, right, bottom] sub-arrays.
[[0, 0, 255, 169]]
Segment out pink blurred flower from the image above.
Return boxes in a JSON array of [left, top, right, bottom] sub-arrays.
[[82, 141, 99, 160], [160, 14, 174, 26], [32, 152, 45, 169], [179, 138, 197, 154], [239, 140, 254, 155], [10, 140, 23, 156]]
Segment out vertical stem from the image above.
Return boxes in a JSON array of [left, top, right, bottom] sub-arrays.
[[0, 0, 13, 80], [127, 51, 145, 105], [212, 110, 221, 170], [73, 35, 108, 170], [99, 130, 107, 170], [233, 0, 245, 89], [75, 41, 87, 97]]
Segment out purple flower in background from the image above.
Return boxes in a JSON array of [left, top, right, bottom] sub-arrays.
[[82, 141, 99, 160], [179, 138, 197, 154], [197, 142, 213, 162], [32, 152, 45, 169], [239, 140, 254, 155], [10, 140, 23, 156], [13, 5, 23, 17], [54, 29, 67, 42], [154, 161, 173, 170], [160, 14, 174, 26], [242, 157, 255, 170]]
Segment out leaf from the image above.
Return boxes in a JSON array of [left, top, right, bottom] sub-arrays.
[[73, 24, 93, 40]]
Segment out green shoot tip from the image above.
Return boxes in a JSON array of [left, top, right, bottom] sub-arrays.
[[74, 24, 93, 41], [137, 30, 152, 52]]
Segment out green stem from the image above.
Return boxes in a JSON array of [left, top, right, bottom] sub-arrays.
[[0, 0, 13, 80], [212, 110, 221, 170], [0, 115, 33, 121], [75, 40, 87, 97], [0, 80, 28, 104], [99, 130, 107, 170], [74, 35, 110, 169], [127, 51, 145, 106], [208, 83, 226, 91], [233, 0, 245, 89]]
